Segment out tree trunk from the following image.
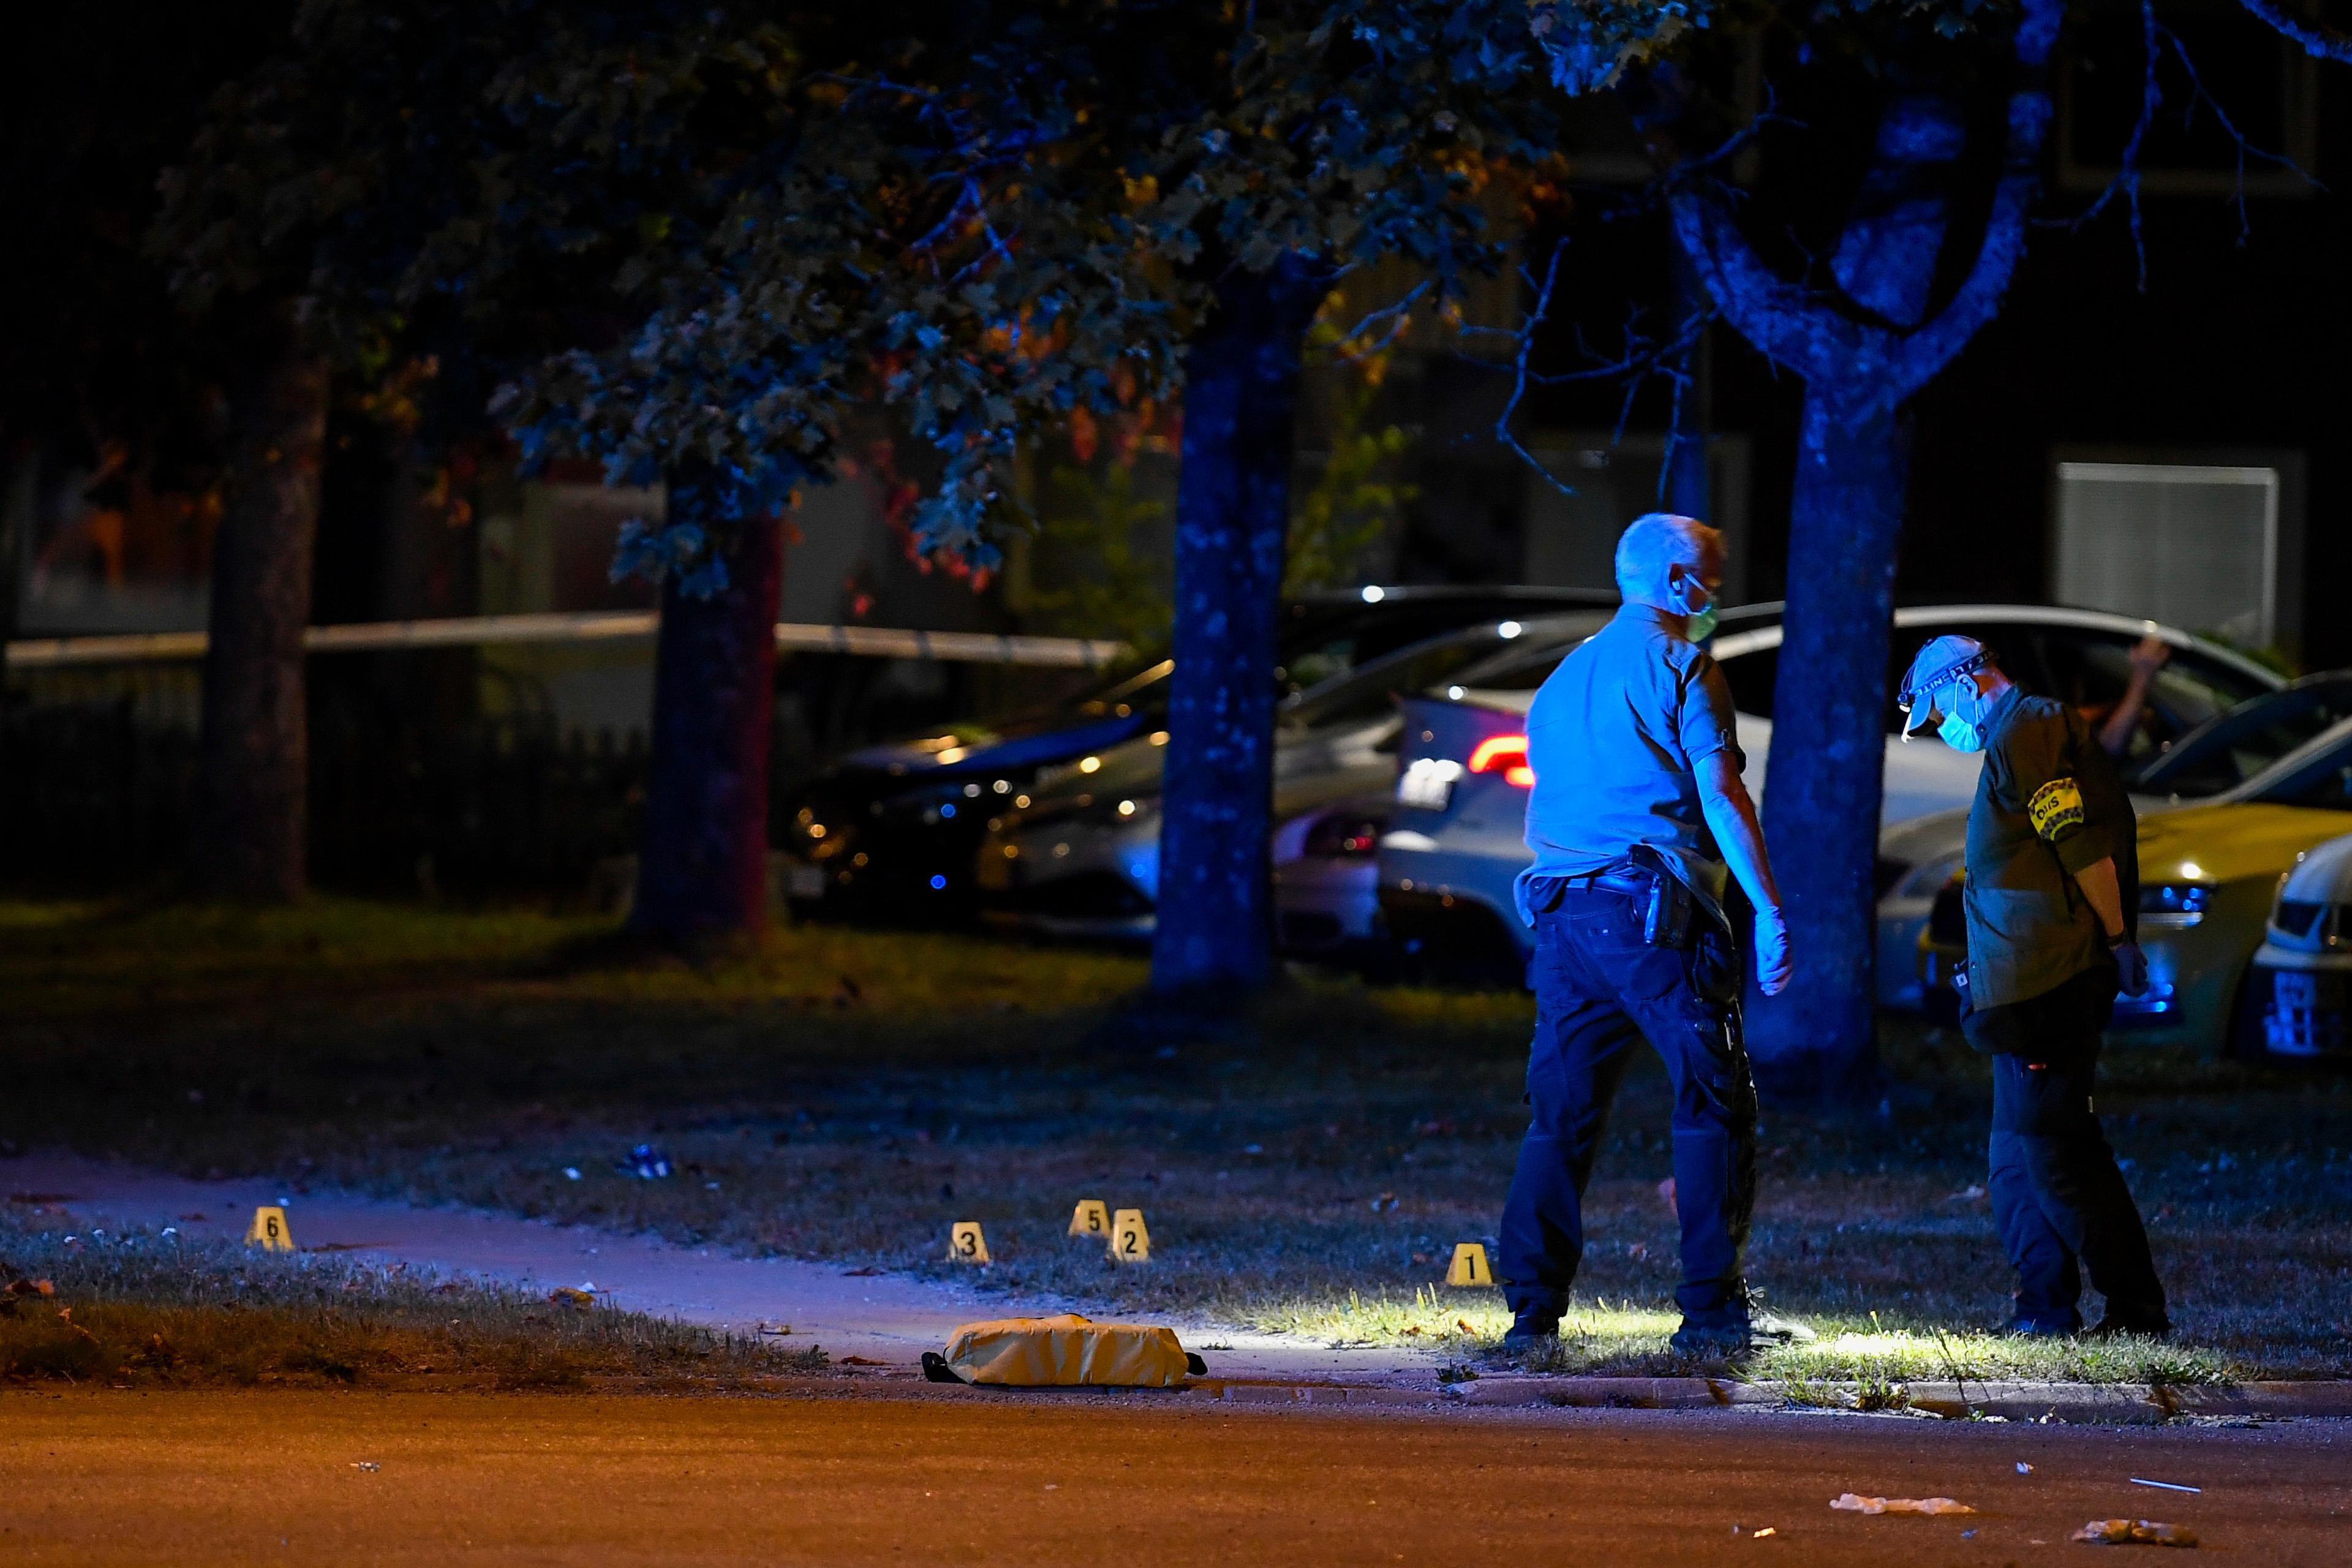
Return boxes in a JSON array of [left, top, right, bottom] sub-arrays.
[[1665, 242, 1712, 524], [1149, 254, 1330, 998], [631, 475, 785, 947], [192, 306, 328, 902], [1745, 394, 1911, 1098]]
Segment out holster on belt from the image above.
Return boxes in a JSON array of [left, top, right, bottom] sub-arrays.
[[1627, 845, 1692, 948]]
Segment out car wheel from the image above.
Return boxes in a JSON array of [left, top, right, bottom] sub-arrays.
[[2223, 965, 2270, 1063]]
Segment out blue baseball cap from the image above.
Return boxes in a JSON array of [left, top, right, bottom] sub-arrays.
[[1897, 635, 1997, 739]]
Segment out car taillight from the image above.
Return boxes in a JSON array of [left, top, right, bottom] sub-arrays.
[[1303, 813, 1387, 858], [1467, 734, 1534, 790]]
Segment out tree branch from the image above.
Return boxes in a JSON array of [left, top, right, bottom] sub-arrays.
[[1882, 0, 2064, 400], [2237, 0, 2352, 64], [1667, 186, 1862, 384]]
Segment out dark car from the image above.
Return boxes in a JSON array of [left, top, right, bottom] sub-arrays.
[[782, 585, 1617, 921]]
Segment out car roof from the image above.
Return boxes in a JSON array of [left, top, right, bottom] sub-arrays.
[[1432, 601, 2288, 708], [1709, 603, 2286, 691], [1291, 584, 1619, 610]]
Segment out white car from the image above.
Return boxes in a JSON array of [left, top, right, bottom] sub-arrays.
[[1378, 604, 2283, 983], [972, 612, 1613, 954], [2250, 828, 2352, 1060]]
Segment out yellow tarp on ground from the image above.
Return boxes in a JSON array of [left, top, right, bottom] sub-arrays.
[[938, 1314, 1193, 1388]]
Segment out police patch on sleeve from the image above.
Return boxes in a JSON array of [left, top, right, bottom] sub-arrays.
[[2027, 777, 2086, 840]]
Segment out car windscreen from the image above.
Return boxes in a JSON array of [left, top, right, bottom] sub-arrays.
[[1280, 631, 1515, 730], [2128, 678, 2352, 797], [1051, 597, 1593, 724], [1420, 628, 1590, 702], [1276, 593, 1610, 694], [2250, 723, 2352, 812]]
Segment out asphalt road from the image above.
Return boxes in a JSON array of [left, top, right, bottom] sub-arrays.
[[4, 1389, 2346, 1565]]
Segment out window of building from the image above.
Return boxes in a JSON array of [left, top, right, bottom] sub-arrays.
[[2057, 1, 2320, 198], [2051, 459, 2291, 649]]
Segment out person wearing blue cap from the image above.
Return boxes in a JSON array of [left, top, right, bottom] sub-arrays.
[[1898, 635, 2169, 1338]]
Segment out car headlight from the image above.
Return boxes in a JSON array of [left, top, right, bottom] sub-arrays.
[[2139, 883, 2211, 927], [1078, 793, 1158, 828]]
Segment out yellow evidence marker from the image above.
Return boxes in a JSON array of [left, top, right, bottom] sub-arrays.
[[1446, 1242, 1493, 1287], [1068, 1199, 1110, 1240], [949, 1221, 991, 1265], [245, 1205, 295, 1253], [1108, 1208, 1150, 1264]]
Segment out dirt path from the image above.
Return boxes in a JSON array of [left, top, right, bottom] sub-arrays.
[[5, 1389, 2346, 1566], [1, 1151, 1438, 1384]]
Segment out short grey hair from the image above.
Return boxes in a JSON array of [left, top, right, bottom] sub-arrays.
[[1613, 513, 1719, 601]]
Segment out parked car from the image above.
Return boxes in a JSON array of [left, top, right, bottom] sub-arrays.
[[782, 585, 1613, 921], [1905, 714, 2352, 1052], [1883, 672, 2352, 1010], [971, 612, 1613, 952], [2247, 829, 2352, 1061], [1377, 604, 2283, 982]]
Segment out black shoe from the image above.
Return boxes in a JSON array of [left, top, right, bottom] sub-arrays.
[[1670, 1309, 1815, 1358], [1501, 1316, 1560, 1352], [2087, 1314, 2171, 1340], [2007, 1316, 2081, 1339]]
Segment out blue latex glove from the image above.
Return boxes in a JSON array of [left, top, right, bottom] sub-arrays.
[[2113, 939, 2149, 997], [1754, 905, 1793, 997]]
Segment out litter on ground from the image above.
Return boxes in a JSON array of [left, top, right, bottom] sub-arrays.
[[1830, 1494, 1975, 1516], [2071, 1519, 2199, 1548]]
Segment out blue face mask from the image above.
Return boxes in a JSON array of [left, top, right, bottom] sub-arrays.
[[1937, 687, 1984, 753]]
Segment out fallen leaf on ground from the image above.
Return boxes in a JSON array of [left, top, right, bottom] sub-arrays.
[[6, 1278, 55, 1297], [2071, 1519, 2198, 1548], [548, 1287, 595, 1308], [1657, 1176, 1678, 1213], [1831, 1494, 1975, 1516], [838, 1355, 886, 1366], [842, 1267, 882, 1277]]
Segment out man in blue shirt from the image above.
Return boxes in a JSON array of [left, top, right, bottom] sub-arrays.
[[1501, 513, 1803, 1356]]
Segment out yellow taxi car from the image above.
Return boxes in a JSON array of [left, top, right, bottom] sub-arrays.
[[1912, 714, 2352, 1054]]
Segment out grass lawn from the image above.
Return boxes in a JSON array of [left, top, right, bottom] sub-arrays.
[[4, 896, 2348, 1386], [0, 1205, 824, 1389]]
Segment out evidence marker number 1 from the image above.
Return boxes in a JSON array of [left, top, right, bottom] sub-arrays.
[[1446, 1243, 1493, 1287]]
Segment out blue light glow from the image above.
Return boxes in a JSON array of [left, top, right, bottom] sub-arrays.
[[930, 875, 948, 890]]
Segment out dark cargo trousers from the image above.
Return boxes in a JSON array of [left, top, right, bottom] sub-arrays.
[[1500, 888, 1757, 1329], [1969, 963, 2169, 1334]]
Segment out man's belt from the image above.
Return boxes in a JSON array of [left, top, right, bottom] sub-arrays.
[[1556, 864, 1654, 895]]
